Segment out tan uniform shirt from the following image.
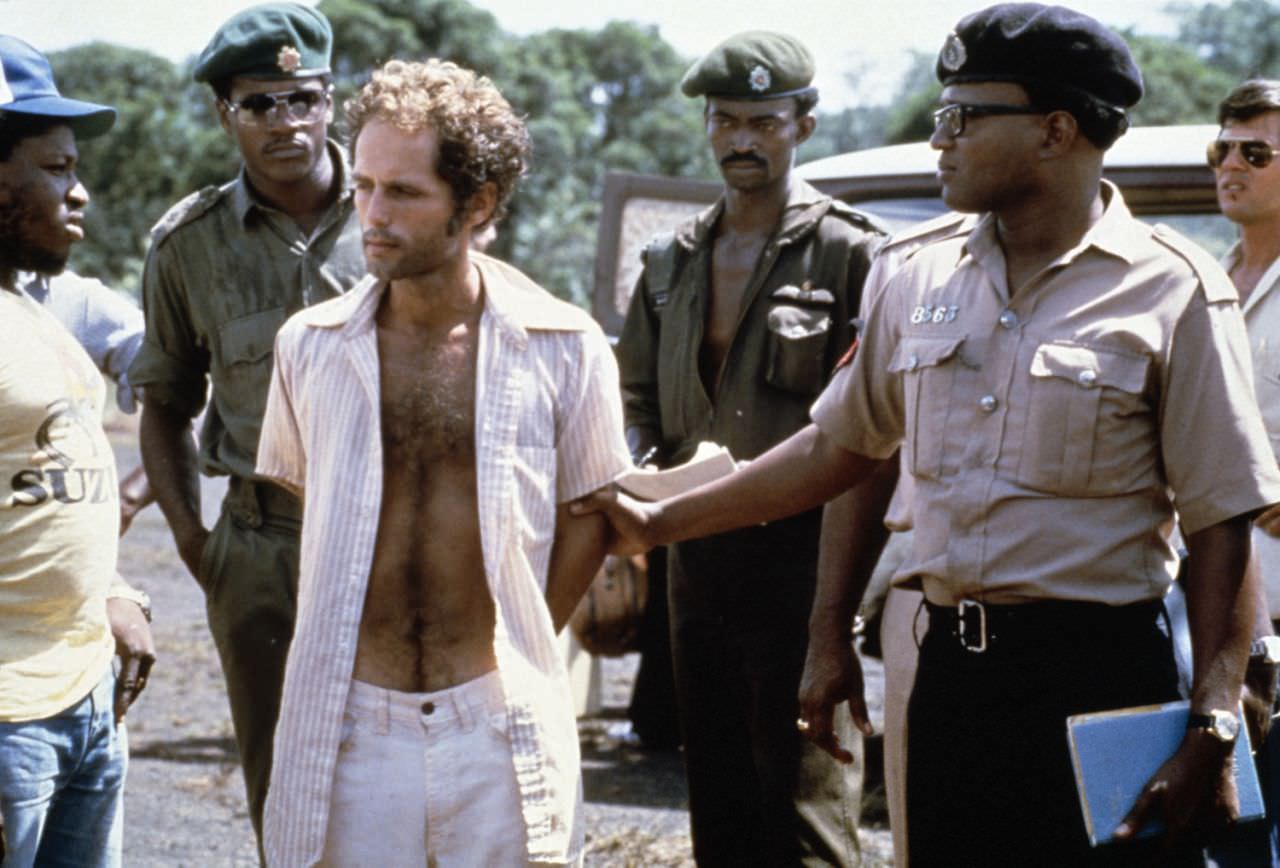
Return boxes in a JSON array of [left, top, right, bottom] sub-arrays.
[[1224, 243, 1280, 618], [813, 184, 1280, 606]]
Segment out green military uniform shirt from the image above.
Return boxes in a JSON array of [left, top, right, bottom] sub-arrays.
[[616, 178, 883, 602], [129, 141, 365, 481]]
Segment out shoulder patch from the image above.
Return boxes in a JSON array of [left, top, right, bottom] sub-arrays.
[[149, 184, 227, 244], [1151, 223, 1239, 305]]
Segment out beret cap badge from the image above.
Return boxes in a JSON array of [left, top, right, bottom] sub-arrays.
[[940, 32, 967, 73], [277, 45, 302, 73], [748, 64, 772, 93]]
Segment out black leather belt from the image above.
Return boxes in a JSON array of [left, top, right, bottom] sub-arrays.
[[925, 597, 1165, 654]]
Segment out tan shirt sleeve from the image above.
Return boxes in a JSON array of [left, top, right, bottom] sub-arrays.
[[811, 266, 910, 461], [1163, 292, 1280, 533], [256, 326, 306, 498]]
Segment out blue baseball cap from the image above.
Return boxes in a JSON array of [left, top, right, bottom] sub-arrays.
[[0, 35, 115, 138]]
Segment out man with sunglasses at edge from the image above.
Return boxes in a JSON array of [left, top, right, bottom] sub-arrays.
[[127, 2, 363, 850], [1203, 79, 1280, 868], [576, 5, 1280, 865]]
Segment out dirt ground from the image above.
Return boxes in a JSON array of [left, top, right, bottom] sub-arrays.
[[109, 431, 895, 866]]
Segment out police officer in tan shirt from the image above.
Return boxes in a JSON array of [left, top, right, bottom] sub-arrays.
[[575, 4, 1280, 865]]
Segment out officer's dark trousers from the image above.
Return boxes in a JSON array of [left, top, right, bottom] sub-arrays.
[[906, 598, 1205, 868], [198, 478, 300, 850], [669, 551, 862, 867]]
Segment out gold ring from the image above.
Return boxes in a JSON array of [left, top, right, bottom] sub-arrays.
[[796, 717, 810, 733]]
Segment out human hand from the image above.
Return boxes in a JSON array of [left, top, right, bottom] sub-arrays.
[[1113, 729, 1238, 847], [797, 627, 874, 763], [1256, 503, 1280, 538], [569, 488, 658, 556], [107, 597, 157, 723], [119, 495, 142, 536], [176, 526, 211, 581]]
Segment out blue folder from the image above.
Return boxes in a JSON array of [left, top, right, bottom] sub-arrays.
[[1066, 700, 1264, 846]]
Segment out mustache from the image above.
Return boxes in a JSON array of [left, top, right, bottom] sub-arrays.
[[721, 153, 766, 168], [362, 230, 401, 245], [264, 136, 307, 152]]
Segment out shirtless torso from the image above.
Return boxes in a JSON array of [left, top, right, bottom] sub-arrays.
[[353, 283, 498, 693], [700, 229, 769, 393]]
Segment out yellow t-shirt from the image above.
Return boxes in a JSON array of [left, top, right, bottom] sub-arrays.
[[0, 289, 117, 721]]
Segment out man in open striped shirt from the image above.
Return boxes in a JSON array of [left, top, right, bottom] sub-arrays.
[[255, 59, 629, 867]]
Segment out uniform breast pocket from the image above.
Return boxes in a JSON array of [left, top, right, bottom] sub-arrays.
[[765, 301, 832, 396], [215, 308, 287, 416], [888, 336, 966, 480], [1016, 342, 1152, 495]]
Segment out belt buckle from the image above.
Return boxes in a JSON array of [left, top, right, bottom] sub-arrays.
[[957, 600, 987, 653]]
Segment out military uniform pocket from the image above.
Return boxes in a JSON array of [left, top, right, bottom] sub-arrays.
[[765, 304, 831, 396], [1016, 342, 1151, 494], [214, 307, 287, 420], [889, 336, 966, 479]]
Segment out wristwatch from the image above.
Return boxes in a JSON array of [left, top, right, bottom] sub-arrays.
[[109, 587, 152, 623], [1250, 635, 1280, 665], [1186, 709, 1240, 744]]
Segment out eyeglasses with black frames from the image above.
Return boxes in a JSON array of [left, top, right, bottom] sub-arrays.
[[222, 87, 331, 127], [1206, 138, 1280, 170], [932, 103, 1045, 139]]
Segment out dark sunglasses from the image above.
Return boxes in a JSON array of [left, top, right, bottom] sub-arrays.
[[1206, 138, 1280, 170], [223, 88, 329, 127], [932, 103, 1044, 138]]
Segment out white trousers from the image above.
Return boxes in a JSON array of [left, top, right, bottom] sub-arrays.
[[320, 671, 553, 867]]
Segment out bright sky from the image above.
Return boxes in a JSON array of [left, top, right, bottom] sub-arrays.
[[4, 0, 1187, 109]]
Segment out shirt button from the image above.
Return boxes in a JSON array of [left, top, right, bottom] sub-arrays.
[[979, 395, 998, 413], [998, 310, 1018, 329], [905, 354, 919, 372], [421, 701, 435, 714], [1077, 369, 1098, 387]]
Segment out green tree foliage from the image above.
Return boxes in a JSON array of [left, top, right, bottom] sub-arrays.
[[1125, 32, 1236, 126], [1172, 0, 1280, 80]]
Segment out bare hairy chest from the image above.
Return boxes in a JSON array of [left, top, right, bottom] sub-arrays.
[[377, 327, 477, 466]]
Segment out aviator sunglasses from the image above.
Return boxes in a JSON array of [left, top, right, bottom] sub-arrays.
[[223, 87, 331, 127], [1206, 138, 1280, 170]]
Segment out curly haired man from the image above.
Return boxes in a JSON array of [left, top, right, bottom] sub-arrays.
[[255, 59, 629, 867]]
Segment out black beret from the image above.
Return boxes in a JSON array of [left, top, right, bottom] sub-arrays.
[[193, 2, 332, 84], [681, 31, 816, 101], [935, 3, 1143, 110]]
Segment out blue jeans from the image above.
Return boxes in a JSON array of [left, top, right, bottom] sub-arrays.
[[0, 670, 127, 868]]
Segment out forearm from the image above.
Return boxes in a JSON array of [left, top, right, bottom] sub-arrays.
[[139, 398, 204, 541], [808, 455, 900, 640], [1184, 514, 1256, 713], [546, 505, 610, 632], [652, 423, 877, 545]]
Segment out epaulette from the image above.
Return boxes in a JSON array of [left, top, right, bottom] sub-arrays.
[[827, 198, 890, 235], [148, 184, 227, 245], [1151, 223, 1238, 304], [883, 211, 975, 255]]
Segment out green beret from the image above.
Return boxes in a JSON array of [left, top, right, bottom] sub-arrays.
[[936, 3, 1142, 110], [681, 31, 816, 101], [193, 2, 332, 84]]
